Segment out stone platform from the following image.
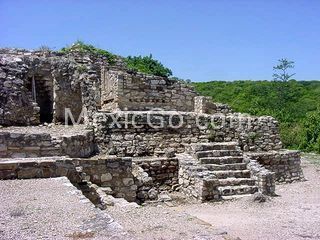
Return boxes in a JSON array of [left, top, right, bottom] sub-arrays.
[[0, 125, 96, 158], [0, 155, 137, 202]]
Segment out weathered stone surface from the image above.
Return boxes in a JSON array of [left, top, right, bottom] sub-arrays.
[[0, 48, 304, 205], [101, 173, 112, 182], [0, 127, 96, 158], [246, 150, 304, 183], [93, 111, 282, 157]]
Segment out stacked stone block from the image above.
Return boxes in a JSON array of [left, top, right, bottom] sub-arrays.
[[246, 150, 304, 183]]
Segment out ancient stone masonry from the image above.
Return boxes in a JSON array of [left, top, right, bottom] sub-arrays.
[[179, 142, 260, 201], [0, 50, 81, 125], [0, 127, 96, 158], [194, 96, 232, 114], [101, 70, 198, 112], [0, 47, 304, 204], [245, 157, 276, 195], [93, 111, 282, 156], [0, 48, 121, 126], [245, 150, 304, 183], [0, 156, 135, 202]]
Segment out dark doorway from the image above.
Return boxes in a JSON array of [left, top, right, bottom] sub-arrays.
[[27, 76, 53, 123]]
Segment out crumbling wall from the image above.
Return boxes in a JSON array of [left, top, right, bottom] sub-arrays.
[[0, 50, 87, 125], [178, 154, 220, 201], [245, 157, 276, 195], [75, 156, 136, 201], [101, 70, 198, 112], [194, 96, 232, 114], [93, 111, 282, 156], [245, 150, 304, 183], [133, 157, 179, 189], [0, 55, 40, 125], [0, 156, 136, 202], [0, 130, 96, 158]]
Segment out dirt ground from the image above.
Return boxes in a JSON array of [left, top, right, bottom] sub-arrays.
[[0, 154, 319, 239], [109, 154, 320, 240], [0, 177, 126, 240]]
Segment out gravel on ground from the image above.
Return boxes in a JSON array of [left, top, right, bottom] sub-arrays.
[[181, 154, 320, 240], [1, 155, 319, 240], [108, 154, 320, 240], [0, 177, 127, 240]]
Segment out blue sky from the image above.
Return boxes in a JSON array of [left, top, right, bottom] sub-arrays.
[[1, 0, 319, 81]]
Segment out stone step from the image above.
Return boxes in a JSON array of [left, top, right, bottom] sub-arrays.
[[196, 150, 242, 159], [204, 163, 248, 171], [189, 142, 239, 152], [211, 170, 251, 179], [221, 194, 253, 201], [0, 156, 69, 180], [218, 185, 258, 196], [199, 156, 243, 165], [218, 178, 256, 186]]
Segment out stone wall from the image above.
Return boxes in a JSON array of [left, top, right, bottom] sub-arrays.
[[0, 156, 80, 181], [93, 111, 282, 156], [0, 51, 84, 125], [133, 157, 179, 189], [194, 96, 232, 114], [245, 150, 304, 183], [75, 156, 136, 201], [0, 49, 107, 126], [245, 157, 276, 195], [0, 54, 40, 125], [101, 70, 198, 112], [60, 131, 97, 158], [0, 156, 136, 202], [178, 154, 220, 201], [0, 131, 96, 158]]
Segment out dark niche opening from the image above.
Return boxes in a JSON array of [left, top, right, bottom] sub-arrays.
[[27, 76, 54, 123]]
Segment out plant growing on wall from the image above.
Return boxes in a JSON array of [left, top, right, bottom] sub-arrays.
[[125, 54, 172, 77], [208, 122, 217, 142], [60, 41, 116, 64], [76, 64, 88, 74], [248, 132, 260, 144]]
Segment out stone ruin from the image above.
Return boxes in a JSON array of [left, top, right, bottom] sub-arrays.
[[0, 48, 304, 206]]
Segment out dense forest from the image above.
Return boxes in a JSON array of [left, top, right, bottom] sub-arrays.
[[194, 80, 320, 153]]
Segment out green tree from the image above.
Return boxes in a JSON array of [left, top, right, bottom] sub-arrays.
[[272, 59, 296, 109], [302, 109, 320, 153], [273, 58, 295, 82]]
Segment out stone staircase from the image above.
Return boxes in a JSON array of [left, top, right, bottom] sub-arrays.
[[179, 142, 258, 201]]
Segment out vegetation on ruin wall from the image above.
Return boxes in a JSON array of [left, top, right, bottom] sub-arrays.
[[60, 41, 172, 77], [194, 80, 320, 153], [60, 41, 116, 64], [125, 55, 172, 77]]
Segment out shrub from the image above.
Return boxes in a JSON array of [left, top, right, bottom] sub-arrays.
[[301, 109, 320, 153], [125, 54, 172, 77], [37, 45, 52, 52], [60, 40, 115, 64]]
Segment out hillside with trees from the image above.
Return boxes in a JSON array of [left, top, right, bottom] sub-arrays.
[[193, 80, 320, 153]]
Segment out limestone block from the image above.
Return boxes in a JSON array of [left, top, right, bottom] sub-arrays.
[[101, 173, 112, 182], [122, 178, 134, 186]]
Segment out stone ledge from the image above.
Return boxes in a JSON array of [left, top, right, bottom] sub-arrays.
[[0, 156, 136, 202]]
